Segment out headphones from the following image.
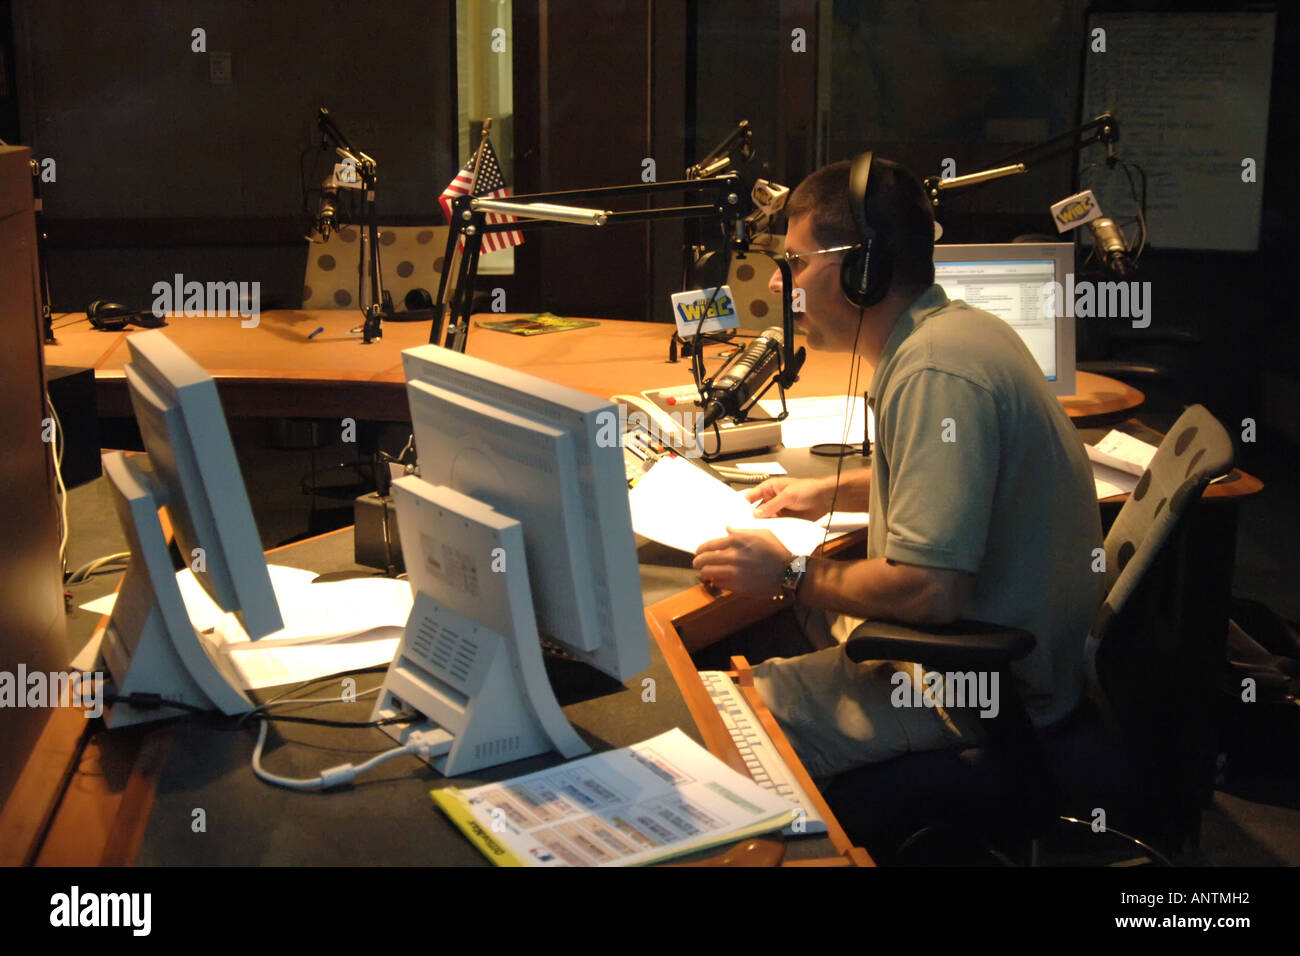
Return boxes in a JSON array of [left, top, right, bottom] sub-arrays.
[[840, 151, 895, 308], [87, 300, 167, 332]]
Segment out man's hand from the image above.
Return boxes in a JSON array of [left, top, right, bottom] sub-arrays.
[[692, 527, 793, 597], [744, 476, 836, 519]]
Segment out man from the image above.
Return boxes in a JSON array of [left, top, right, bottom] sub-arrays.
[[692, 156, 1103, 779]]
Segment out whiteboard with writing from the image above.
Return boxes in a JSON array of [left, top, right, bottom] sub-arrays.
[[1082, 11, 1274, 251]]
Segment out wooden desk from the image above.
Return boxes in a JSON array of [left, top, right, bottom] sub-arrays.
[[2, 524, 867, 867], [45, 310, 1142, 424]]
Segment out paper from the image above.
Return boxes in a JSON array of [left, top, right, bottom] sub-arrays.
[[75, 564, 413, 689], [1092, 462, 1140, 500], [1086, 429, 1157, 477], [758, 395, 874, 449], [211, 570, 413, 648], [817, 511, 870, 534], [78, 593, 119, 617], [222, 634, 401, 690], [432, 728, 797, 866], [736, 461, 785, 475], [628, 455, 830, 556]]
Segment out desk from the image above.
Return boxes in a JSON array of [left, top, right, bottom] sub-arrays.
[[3, 519, 869, 867], [45, 310, 1144, 425]]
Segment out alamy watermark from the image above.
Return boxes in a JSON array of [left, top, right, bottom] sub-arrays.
[[0, 666, 103, 718], [890, 663, 1000, 719], [151, 273, 261, 328], [49, 886, 150, 936], [595, 403, 705, 458], [1041, 274, 1151, 329]]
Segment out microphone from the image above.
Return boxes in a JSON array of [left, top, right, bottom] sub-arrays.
[[1049, 188, 1133, 276], [745, 178, 789, 239], [699, 326, 784, 429], [316, 178, 339, 241], [1087, 217, 1133, 276]]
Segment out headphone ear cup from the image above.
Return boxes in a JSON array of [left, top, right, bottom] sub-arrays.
[[841, 245, 869, 307], [404, 287, 434, 311], [840, 238, 893, 308]]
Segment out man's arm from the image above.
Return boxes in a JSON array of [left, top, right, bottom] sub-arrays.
[[800, 554, 973, 625], [692, 529, 973, 626]]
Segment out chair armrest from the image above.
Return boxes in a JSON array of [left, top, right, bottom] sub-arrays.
[[844, 619, 1035, 671]]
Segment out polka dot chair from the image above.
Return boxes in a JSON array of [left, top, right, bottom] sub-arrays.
[[302, 226, 450, 310], [724, 234, 788, 332], [1085, 404, 1235, 685], [820, 404, 1237, 864]]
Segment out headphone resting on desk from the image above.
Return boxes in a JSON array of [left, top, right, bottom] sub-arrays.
[[87, 300, 168, 331]]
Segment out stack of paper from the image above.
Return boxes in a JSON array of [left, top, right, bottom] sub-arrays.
[[78, 565, 411, 689], [627, 455, 866, 556], [1086, 430, 1158, 499], [432, 728, 798, 866]]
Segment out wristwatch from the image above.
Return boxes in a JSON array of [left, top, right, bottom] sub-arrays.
[[781, 554, 809, 597]]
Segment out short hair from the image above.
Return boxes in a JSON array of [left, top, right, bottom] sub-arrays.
[[786, 157, 935, 291]]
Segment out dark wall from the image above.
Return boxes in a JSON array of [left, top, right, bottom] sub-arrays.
[[12, 0, 457, 312]]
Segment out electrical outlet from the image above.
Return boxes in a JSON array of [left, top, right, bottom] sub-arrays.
[[210, 52, 232, 84]]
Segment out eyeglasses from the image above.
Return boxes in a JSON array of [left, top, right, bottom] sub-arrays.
[[783, 243, 860, 273]]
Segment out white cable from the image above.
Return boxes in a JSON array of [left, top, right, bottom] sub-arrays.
[[45, 388, 69, 571], [249, 718, 446, 791]]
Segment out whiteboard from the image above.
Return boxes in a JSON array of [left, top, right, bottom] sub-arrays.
[[1082, 11, 1274, 251]]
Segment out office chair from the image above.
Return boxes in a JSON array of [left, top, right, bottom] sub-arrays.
[[820, 404, 1235, 865], [302, 225, 448, 310]]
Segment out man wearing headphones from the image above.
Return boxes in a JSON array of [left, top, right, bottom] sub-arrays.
[[692, 155, 1102, 779]]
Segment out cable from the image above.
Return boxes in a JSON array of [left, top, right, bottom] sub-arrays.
[[44, 388, 69, 572], [791, 307, 866, 640], [819, 307, 867, 554], [65, 551, 131, 584], [250, 717, 447, 791]]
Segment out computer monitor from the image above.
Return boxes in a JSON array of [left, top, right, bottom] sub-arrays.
[[98, 330, 282, 726], [933, 242, 1077, 396], [368, 346, 650, 774], [400, 344, 648, 681]]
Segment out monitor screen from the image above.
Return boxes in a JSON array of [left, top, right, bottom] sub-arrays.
[[933, 242, 1076, 396]]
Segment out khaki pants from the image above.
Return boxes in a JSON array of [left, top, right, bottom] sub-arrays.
[[751, 608, 987, 780]]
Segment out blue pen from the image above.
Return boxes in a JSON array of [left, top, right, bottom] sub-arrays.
[[308, 326, 325, 340]]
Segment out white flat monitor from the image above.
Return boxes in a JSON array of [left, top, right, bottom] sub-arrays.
[[933, 242, 1077, 396], [371, 477, 590, 775], [98, 330, 282, 725], [401, 345, 649, 682]]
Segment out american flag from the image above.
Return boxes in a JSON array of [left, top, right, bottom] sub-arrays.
[[438, 139, 524, 254]]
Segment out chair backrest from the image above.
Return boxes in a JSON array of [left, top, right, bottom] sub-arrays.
[[1080, 405, 1234, 847], [726, 235, 786, 332], [1090, 405, 1234, 655], [303, 225, 449, 310]]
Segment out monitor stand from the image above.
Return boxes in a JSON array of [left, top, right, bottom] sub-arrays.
[[370, 478, 590, 776], [97, 452, 253, 727]]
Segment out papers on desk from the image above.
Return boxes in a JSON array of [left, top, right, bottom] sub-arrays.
[[1086, 429, 1157, 499], [431, 728, 797, 866], [628, 454, 865, 556], [758, 394, 874, 449], [76, 564, 410, 689]]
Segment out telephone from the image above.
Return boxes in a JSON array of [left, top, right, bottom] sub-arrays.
[[610, 385, 782, 461]]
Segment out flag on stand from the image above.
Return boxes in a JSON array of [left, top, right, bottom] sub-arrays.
[[438, 139, 524, 254]]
